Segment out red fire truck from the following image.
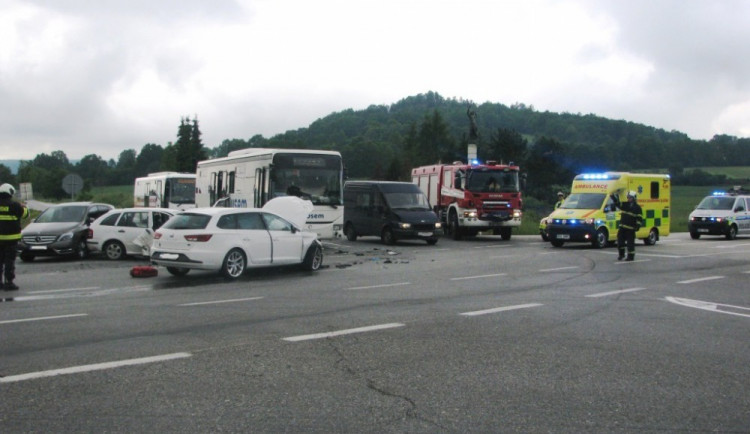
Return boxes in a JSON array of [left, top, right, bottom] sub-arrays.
[[411, 160, 523, 240]]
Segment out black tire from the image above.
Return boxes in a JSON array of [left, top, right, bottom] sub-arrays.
[[500, 227, 512, 241], [426, 238, 438, 245], [103, 240, 125, 260], [643, 228, 658, 245], [591, 227, 608, 249], [20, 252, 35, 262], [450, 213, 462, 240], [344, 223, 357, 241], [75, 239, 89, 260], [540, 232, 549, 242], [381, 228, 396, 245], [166, 266, 190, 276], [302, 244, 323, 271], [551, 239, 564, 247], [726, 225, 738, 240], [690, 231, 700, 239], [221, 248, 246, 279]]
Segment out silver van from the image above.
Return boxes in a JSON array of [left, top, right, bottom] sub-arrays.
[[688, 192, 750, 240]]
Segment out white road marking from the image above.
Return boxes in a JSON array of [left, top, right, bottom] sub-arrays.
[[0, 313, 88, 325], [677, 276, 725, 284], [586, 287, 647, 298], [282, 323, 405, 342], [346, 282, 410, 290], [179, 297, 264, 306], [712, 243, 750, 249], [29, 287, 100, 294], [450, 273, 507, 281], [460, 303, 542, 316], [539, 266, 578, 272], [0, 352, 192, 383], [665, 297, 750, 319]]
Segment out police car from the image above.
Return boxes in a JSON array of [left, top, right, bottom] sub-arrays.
[[688, 190, 750, 240]]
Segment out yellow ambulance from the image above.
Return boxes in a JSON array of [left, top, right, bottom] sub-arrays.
[[546, 172, 670, 248]]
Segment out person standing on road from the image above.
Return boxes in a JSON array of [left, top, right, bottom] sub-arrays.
[[0, 183, 29, 290], [610, 190, 643, 261]]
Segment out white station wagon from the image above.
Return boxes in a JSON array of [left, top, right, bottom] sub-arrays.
[[150, 207, 323, 279]]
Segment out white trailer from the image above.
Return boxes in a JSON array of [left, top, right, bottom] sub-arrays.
[[133, 172, 196, 210], [195, 148, 344, 239]]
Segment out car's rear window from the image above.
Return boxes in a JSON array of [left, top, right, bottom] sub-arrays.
[[162, 213, 212, 230]]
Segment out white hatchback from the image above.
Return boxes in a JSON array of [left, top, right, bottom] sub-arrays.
[[150, 207, 323, 279], [87, 208, 175, 260]]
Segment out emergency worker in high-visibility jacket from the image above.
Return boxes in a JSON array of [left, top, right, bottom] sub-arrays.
[[610, 190, 643, 261], [0, 183, 29, 290], [554, 191, 565, 209]]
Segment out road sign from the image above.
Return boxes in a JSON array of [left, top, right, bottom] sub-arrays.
[[62, 173, 84, 198]]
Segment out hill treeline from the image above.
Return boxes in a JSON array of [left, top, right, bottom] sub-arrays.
[[4, 91, 749, 202]]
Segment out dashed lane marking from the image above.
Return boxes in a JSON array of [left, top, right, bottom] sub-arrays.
[[677, 276, 725, 284], [29, 287, 100, 294], [450, 273, 507, 281], [460, 303, 543, 316], [346, 282, 411, 290], [539, 266, 579, 272], [178, 297, 264, 306], [586, 288, 647, 298], [0, 313, 88, 325], [0, 352, 192, 383], [282, 323, 405, 342]]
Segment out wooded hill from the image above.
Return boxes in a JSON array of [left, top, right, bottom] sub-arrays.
[[212, 91, 749, 200]]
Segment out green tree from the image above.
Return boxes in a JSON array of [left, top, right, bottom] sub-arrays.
[[489, 128, 527, 165], [0, 164, 15, 187], [135, 144, 163, 176], [76, 154, 109, 187]]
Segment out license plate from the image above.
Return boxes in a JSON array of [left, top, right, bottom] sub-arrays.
[[159, 253, 179, 260], [556, 234, 570, 240], [697, 229, 709, 233], [418, 232, 433, 237], [31, 246, 47, 250]]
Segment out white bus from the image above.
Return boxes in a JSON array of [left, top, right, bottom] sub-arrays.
[[134, 172, 196, 210], [195, 148, 344, 239]]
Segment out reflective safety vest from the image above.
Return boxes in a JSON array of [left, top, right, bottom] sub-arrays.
[[0, 199, 29, 241]]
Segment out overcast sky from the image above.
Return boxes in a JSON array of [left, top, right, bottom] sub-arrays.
[[2, 0, 749, 162]]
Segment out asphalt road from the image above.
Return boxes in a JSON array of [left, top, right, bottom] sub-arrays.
[[1, 232, 749, 433]]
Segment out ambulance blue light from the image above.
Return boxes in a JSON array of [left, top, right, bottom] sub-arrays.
[[581, 173, 610, 180], [712, 191, 726, 196], [471, 159, 480, 165]]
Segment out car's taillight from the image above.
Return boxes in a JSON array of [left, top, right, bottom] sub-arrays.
[[185, 234, 212, 242], [86, 229, 93, 238], [153, 232, 163, 239]]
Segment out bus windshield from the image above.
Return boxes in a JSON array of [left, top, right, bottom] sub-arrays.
[[270, 154, 343, 206], [466, 170, 519, 193], [168, 178, 196, 204]]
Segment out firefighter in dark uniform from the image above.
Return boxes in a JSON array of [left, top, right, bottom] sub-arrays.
[[610, 190, 643, 261], [0, 183, 29, 290]]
